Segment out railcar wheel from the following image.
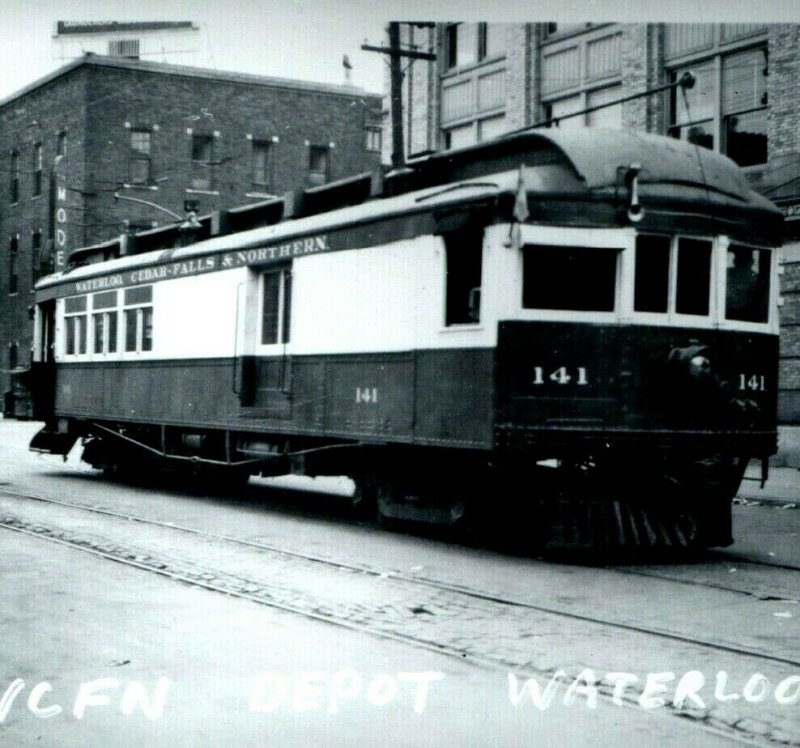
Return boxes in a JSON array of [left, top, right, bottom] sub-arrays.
[[350, 474, 378, 519], [375, 472, 470, 531]]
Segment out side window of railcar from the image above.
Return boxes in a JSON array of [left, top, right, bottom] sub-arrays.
[[522, 245, 617, 311], [634, 235, 670, 313], [260, 267, 292, 345], [633, 235, 712, 317], [92, 290, 118, 354], [123, 285, 153, 353], [444, 230, 482, 325], [725, 245, 770, 323], [675, 239, 712, 316], [64, 296, 88, 355]]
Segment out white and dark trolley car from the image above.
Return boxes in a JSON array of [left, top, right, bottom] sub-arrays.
[[12, 129, 783, 550]]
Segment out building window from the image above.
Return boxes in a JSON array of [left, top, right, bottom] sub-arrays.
[[522, 245, 618, 312], [8, 236, 18, 295], [8, 342, 18, 372], [544, 85, 623, 129], [540, 27, 622, 129], [251, 140, 272, 188], [668, 45, 767, 167], [129, 129, 152, 185], [190, 133, 215, 191], [478, 24, 507, 60], [109, 39, 140, 58], [446, 23, 505, 70], [123, 285, 153, 352], [443, 123, 476, 150], [308, 145, 330, 186], [365, 127, 382, 152], [260, 268, 292, 345], [446, 23, 476, 69], [9, 150, 19, 203], [56, 130, 67, 158], [445, 230, 482, 325], [31, 230, 42, 285], [543, 23, 593, 39], [192, 133, 214, 162], [32, 143, 43, 196], [64, 295, 88, 355]]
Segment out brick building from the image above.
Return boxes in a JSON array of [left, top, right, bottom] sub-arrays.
[[393, 22, 800, 428], [1, 54, 383, 395]]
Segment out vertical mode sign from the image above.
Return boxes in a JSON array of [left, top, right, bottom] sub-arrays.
[[52, 159, 68, 273]]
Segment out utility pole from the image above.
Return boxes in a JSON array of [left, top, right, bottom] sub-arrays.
[[362, 22, 436, 170]]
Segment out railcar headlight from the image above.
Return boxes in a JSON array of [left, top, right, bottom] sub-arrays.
[[688, 355, 712, 380]]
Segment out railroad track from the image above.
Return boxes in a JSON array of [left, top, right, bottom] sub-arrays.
[[1, 482, 798, 660], [1, 481, 798, 746]]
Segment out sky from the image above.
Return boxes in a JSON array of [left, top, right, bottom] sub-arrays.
[[0, 0, 797, 103]]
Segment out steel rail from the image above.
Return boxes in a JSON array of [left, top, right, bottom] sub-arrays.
[[1, 484, 798, 671]]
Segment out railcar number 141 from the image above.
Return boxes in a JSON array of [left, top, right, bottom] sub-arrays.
[[532, 366, 590, 386]]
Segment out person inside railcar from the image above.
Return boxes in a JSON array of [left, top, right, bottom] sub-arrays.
[[726, 246, 769, 323]]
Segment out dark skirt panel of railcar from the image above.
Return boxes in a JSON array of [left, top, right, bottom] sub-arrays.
[[494, 321, 779, 453], [52, 347, 495, 448]]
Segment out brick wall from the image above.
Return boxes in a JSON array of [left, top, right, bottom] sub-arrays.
[[0, 57, 382, 395], [768, 25, 800, 160]]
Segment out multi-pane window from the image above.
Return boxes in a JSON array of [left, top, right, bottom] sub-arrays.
[[445, 23, 506, 70], [251, 140, 272, 187], [123, 285, 153, 352], [308, 146, 329, 186], [129, 129, 152, 185], [441, 24, 508, 149], [633, 235, 713, 317], [522, 245, 619, 312], [540, 27, 623, 129], [32, 143, 43, 196], [9, 150, 19, 203], [64, 295, 88, 355], [669, 46, 767, 167], [92, 290, 118, 354], [260, 268, 292, 345], [62, 288, 155, 357]]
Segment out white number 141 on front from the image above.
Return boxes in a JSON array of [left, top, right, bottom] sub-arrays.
[[533, 366, 589, 386]]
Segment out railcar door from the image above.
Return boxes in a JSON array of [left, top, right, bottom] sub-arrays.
[[237, 266, 293, 420], [31, 299, 56, 420]]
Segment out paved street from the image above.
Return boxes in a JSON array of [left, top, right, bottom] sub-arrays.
[[1, 419, 799, 747]]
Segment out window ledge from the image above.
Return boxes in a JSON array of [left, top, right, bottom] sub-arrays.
[[185, 188, 219, 196], [121, 183, 159, 191], [442, 54, 507, 79]]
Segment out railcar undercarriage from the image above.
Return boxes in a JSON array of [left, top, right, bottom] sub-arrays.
[[52, 419, 752, 555]]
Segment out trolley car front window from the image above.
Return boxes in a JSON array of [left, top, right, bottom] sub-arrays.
[[726, 245, 770, 323], [522, 245, 618, 312]]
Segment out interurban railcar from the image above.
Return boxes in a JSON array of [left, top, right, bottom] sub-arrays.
[[14, 129, 783, 549]]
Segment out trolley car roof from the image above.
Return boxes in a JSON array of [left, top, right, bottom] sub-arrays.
[[44, 129, 782, 294]]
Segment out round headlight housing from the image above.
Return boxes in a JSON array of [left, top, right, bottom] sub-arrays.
[[688, 355, 712, 380]]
